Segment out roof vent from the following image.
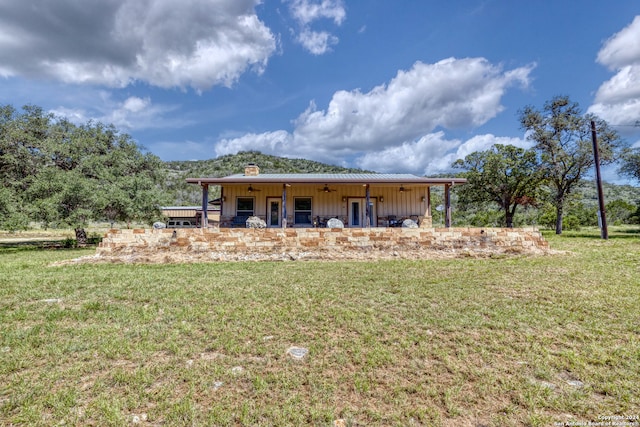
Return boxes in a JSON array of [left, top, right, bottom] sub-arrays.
[[244, 163, 260, 176]]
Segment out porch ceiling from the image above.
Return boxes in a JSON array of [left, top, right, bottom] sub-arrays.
[[186, 173, 466, 186]]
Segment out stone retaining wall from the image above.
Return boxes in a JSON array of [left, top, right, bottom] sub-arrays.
[[96, 227, 549, 261]]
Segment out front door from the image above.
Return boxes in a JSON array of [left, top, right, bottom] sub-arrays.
[[267, 198, 281, 227], [348, 198, 376, 227]]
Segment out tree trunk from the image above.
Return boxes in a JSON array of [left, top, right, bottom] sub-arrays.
[[555, 205, 563, 235], [75, 228, 88, 247], [505, 208, 514, 228]]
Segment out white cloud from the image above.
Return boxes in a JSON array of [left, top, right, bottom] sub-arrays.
[[0, 0, 276, 91], [102, 96, 177, 130], [592, 65, 640, 105], [590, 16, 640, 133], [216, 130, 294, 156], [449, 134, 531, 168], [214, 57, 534, 173], [50, 94, 185, 131], [355, 132, 462, 175], [596, 16, 640, 70], [292, 58, 533, 150], [48, 107, 90, 125], [122, 97, 149, 114], [286, 0, 345, 55], [288, 0, 345, 25], [355, 133, 529, 175], [589, 98, 640, 129], [296, 29, 339, 55]]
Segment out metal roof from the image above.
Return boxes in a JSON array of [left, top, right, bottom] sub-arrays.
[[186, 173, 466, 185], [161, 205, 219, 210]]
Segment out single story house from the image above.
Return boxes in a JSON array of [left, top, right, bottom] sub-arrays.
[[186, 164, 466, 228]]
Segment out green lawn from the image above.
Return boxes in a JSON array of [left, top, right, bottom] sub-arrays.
[[0, 228, 638, 426]]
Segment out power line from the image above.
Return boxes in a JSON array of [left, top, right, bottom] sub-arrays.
[[609, 120, 640, 127]]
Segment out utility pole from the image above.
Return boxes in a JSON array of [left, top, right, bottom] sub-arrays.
[[591, 120, 608, 240]]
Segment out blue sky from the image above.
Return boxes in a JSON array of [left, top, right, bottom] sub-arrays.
[[1, 0, 639, 182]]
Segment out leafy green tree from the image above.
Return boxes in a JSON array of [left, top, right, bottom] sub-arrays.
[[0, 105, 55, 231], [78, 123, 170, 228], [0, 187, 29, 231], [38, 122, 168, 242], [453, 144, 545, 228], [0, 104, 52, 192], [520, 96, 624, 234], [605, 199, 636, 225], [1, 104, 169, 241], [619, 148, 640, 184], [453, 199, 503, 227], [566, 199, 598, 228], [27, 168, 97, 238], [630, 203, 640, 224]]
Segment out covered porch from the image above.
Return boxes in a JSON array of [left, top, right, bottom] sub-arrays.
[[186, 166, 466, 229]]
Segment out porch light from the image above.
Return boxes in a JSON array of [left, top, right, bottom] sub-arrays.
[[342, 197, 347, 202], [421, 196, 426, 202], [380, 197, 384, 202]]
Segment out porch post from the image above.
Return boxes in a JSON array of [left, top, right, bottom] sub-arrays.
[[220, 186, 224, 227], [282, 184, 288, 228], [365, 184, 371, 228], [444, 183, 451, 228], [421, 186, 432, 227], [201, 183, 209, 229]]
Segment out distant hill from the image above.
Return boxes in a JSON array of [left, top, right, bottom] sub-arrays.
[[576, 180, 640, 208], [164, 151, 371, 205]]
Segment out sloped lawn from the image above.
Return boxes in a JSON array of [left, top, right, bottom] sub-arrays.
[[0, 228, 638, 426]]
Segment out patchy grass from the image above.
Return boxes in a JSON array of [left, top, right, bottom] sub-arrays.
[[0, 227, 638, 426], [0, 228, 106, 252]]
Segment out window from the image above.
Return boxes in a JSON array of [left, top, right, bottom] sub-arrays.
[[294, 197, 312, 225], [236, 197, 254, 217]]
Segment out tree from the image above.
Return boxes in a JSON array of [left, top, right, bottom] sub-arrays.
[[27, 168, 97, 243], [519, 96, 624, 234], [0, 187, 29, 231], [38, 121, 169, 243], [619, 148, 640, 183], [605, 199, 636, 225], [0, 105, 54, 232], [453, 144, 545, 228], [0, 104, 169, 241], [0, 104, 52, 192]]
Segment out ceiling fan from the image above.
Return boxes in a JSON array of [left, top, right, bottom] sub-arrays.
[[318, 185, 337, 193], [399, 186, 412, 193], [247, 185, 261, 193]]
